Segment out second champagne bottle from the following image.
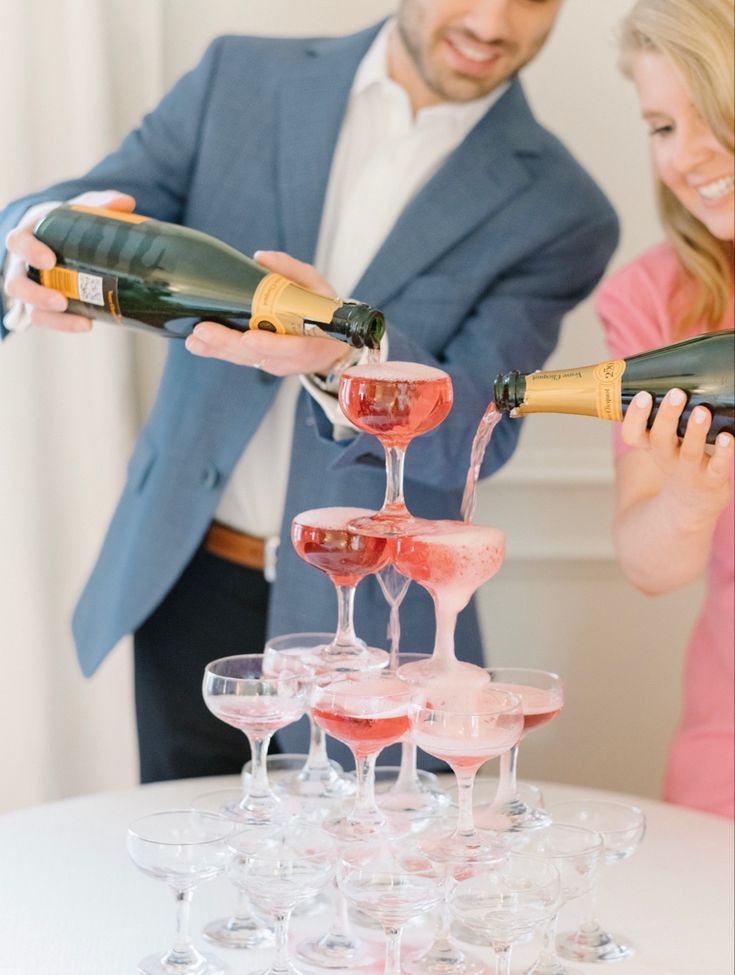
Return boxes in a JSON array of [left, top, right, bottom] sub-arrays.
[[493, 330, 734, 444]]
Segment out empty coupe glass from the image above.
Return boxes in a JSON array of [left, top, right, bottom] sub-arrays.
[[202, 653, 308, 825], [451, 855, 561, 975], [550, 800, 646, 963], [228, 825, 335, 975], [127, 810, 235, 975]]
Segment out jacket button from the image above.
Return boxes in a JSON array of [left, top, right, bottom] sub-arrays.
[[200, 463, 220, 489]]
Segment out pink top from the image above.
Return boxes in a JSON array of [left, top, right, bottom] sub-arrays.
[[597, 242, 734, 819]]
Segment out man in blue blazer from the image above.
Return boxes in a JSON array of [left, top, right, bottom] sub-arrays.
[[1, 1, 618, 782]]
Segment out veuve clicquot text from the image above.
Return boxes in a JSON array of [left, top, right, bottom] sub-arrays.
[[28, 205, 385, 349], [493, 330, 734, 444]]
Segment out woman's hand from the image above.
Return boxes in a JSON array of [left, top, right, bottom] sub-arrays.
[[621, 387, 733, 526]]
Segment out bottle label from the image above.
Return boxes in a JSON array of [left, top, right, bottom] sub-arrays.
[[516, 360, 625, 420], [39, 266, 122, 321], [69, 205, 149, 224], [251, 273, 341, 337]]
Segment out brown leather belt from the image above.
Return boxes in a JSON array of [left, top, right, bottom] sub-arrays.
[[204, 521, 266, 571]]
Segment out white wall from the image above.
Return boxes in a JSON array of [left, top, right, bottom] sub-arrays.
[[0, 0, 702, 808]]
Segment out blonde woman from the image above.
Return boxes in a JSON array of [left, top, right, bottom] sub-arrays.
[[598, 0, 734, 817]]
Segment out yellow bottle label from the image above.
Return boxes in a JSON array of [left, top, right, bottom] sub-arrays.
[[38, 266, 80, 300], [69, 205, 148, 224], [251, 272, 341, 337], [515, 360, 625, 420], [39, 265, 121, 319]]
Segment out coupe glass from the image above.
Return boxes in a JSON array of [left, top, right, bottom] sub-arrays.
[[550, 800, 646, 963], [263, 631, 387, 802], [410, 682, 524, 862], [311, 670, 413, 841], [228, 825, 335, 975], [126, 810, 235, 975], [393, 520, 505, 673], [479, 668, 564, 831], [451, 855, 562, 975], [380, 651, 451, 822], [291, 507, 391, 667], [518, 824, 604, 975], [342, 856, 444, 975], [400, 825, 498, 975], [202, 653, 308, 825], [190, 788, 274, 951], [338, 361, 453, 536]]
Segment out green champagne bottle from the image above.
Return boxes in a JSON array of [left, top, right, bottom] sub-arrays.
[[493, 330, 734, 444], [28, 205, 385, 349]]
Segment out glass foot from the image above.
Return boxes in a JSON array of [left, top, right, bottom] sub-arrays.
[[203, 914, 273, 950], [296, 931, 381, 970], [526, 958, 587, 975], [403, 938, 489, 974], [473, 795, 550, 832], [557, 925, 635, 963], [419, 829, 506, 866], [377, 767, 450, 819], [137, 948, 224, 975]]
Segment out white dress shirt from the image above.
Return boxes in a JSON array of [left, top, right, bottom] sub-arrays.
[[4, 21, 506, 573]]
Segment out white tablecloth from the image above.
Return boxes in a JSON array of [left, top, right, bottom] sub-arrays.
[[0, 775, 731, 974]]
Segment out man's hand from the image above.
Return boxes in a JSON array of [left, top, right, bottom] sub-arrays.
[[185, 250, 353, 377], [3, 190, 136, 332]]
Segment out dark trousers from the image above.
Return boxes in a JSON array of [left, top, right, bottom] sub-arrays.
[[133, 546, 276, 783]]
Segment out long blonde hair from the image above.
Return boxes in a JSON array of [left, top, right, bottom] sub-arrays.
[[620, 0, 734, 335]]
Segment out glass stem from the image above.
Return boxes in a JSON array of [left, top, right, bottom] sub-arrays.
[[455, 767, 478, 836], [384, 925, 404, 975], [383, 445, 407, 513], [332, 584, 361, 649], [164, 888, 198, 966], [538, 911, 560, 965], [248, 733, 272, 799], [494, 942, 513, 975], [395, 740, 419, 790], [579, 879, 603, 936], [353, 751, 381, 821], [270, 909, 294, 974], [494, 744, 519, 808], [305, 714, 330, 771]]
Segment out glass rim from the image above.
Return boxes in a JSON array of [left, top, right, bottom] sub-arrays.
[[203, 652, 307, 681], [127, 808, 236, 845], [314, 671, 412, 698], [518, 823, 605, 858], [549, 799, 646, 834], [411, 688, 523, 716], [228, 825, 335, 859], [485, 666, 563, 686]]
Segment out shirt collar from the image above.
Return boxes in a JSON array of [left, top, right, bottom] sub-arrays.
[[350, 19, 509, 130]]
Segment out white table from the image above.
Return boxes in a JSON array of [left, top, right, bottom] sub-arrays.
[[0, 775, 731, 974]]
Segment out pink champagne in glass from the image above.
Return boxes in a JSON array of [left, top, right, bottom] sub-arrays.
[[477, 668, 564, 832], [291, 507, 391, 668], [311, 672, 412, 840], [410, 683, 523, 863], [338, 361, 453, 536], [394, 520, 505, 679]]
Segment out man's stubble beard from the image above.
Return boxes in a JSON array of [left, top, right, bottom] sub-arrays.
[[396, 3, 553, 105]]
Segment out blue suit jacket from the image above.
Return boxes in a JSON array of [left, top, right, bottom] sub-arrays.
[[0, 27, 618, 733]]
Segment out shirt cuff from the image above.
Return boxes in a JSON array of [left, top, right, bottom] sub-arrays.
[[300, 329, 389, 440]]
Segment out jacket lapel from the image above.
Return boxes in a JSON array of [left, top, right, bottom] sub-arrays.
[[276, 24, 383, 262], [354, 80, 544, 307]]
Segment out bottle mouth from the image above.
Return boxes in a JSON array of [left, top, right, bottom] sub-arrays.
[[334, 302, 385, 350], [493, 371, 524, 412]]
